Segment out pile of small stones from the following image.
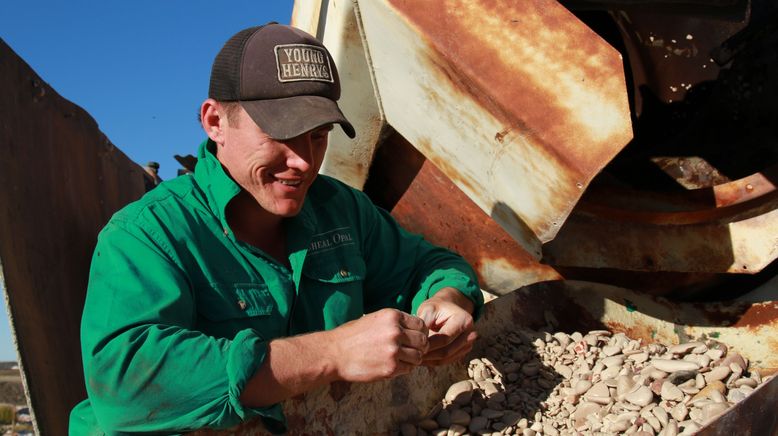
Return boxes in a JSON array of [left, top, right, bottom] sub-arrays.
[[401, 329, 772, 436]]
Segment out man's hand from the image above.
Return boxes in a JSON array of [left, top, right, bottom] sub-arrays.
[[328, 308, 430, 382], [416, 287, 477, 366]]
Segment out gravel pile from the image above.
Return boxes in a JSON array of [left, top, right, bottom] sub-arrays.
[[401, 329, 771, 436]]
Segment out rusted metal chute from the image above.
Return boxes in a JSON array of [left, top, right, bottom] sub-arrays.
[[294, 0, 634, 263]]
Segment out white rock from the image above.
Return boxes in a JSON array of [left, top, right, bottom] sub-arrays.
[[601, 355, 626, 368], [574, 379, 593, 395], [625, 385, 654, 407], [584, 382, 612, 405], [704, 365, 731, 383], [553, 332, 570, 348], [601, 365, 621, 381], [671, 402, 688, 422], [695, 373, 705, 389], [651, 359, 699, 373], [661, 381, 684, 402], [701, 402, 729, 423], [554, 363, 573, 380], [705, 348, 724, 361], [662, 419, 679, 436], [735, 377, 757, 388], [445, 380, 475, 405], [652, 405, 669, 427], [683, 354, 711, 368], [668, 342, 703, 355], [602, 345, 622, 356]]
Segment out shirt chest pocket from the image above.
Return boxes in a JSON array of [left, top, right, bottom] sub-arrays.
[[196, 283, 281, 338], [302, 252, 367, 288], [299, 252, 367, 330]]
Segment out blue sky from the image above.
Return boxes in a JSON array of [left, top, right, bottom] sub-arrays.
[[0, 1, 295, 361]]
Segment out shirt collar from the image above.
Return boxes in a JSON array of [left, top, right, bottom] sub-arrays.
[[193, 139, 318, 238], [194, 139, 241, 233]]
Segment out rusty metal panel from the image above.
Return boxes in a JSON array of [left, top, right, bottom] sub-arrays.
[[366, 132, 560, 295], [0, 39, 146, 434], [354, 0, 632, 254], [292, 0, 387, 190], [196, 280, 778, 434]]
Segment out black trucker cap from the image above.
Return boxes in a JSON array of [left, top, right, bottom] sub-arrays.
[[209, 23, 356, 140]]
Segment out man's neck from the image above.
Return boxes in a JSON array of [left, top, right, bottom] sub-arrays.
[[226, 192, 288, 265]]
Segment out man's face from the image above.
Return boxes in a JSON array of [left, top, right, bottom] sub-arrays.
[[216, 105, 331, 217]]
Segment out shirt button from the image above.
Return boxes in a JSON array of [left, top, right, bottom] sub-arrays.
[[223, 227, 229, 236], [339, 268, 350, 278], [237, 300, 247, 311]]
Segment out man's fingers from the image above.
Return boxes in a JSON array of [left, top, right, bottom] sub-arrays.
[[424, 330, 478, 361], [397, 345, 425, 366], [417, 307, 436, 329], [423, 344, 473, 366], [426, 314, 473, 351], [399, 312, 428, 334], [400, 328, 429, 354]]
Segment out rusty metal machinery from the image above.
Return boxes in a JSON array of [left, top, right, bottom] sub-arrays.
[[272, 0, 778, 433], [1, 0, 776, 434]]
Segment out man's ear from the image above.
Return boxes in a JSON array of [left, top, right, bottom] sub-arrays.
[[201, 99, 226, 144]]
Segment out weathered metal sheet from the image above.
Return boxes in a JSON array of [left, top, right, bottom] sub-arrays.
[[0, 39, 146, 434], [365, 132, 560, 296], [290, 0, 323, 36], [544, 178, 778, 274], [292, 0, 386, 190], [354, 0, 633, 254], [197, 280, 778, 434]]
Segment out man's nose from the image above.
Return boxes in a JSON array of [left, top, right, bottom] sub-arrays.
[[285, 135, 314, 172]]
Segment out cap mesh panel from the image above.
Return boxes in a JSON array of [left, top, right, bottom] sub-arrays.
[[208, 26, 263, 100]]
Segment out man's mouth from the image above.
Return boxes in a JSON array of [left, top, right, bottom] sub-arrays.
[[275, 177, 302, 187]]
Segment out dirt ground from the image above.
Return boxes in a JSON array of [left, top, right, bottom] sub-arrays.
[[0, 369, 26, 406]]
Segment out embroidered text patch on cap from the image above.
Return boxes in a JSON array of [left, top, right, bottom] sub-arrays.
[[275, 44, 334, 83]]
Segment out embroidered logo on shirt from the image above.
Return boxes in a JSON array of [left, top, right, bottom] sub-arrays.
[[308, 227, 355, 255], [275, 44, 334, 83]]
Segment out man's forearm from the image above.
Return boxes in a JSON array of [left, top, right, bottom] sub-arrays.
[[239, 330, 339, 408], [238, 308, 431, 408]]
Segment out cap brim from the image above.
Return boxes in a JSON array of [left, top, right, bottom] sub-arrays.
[[240, 95, 356, 140]]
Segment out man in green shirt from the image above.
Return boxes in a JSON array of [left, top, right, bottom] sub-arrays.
[[71, 23, 483, 435]]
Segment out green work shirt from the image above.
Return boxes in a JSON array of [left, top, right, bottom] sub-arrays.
[[70, 139, 483, 435]]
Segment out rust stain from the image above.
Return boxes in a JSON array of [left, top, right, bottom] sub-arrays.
[[386, 0, 632, 176], [605, 320, 665, 346], [730, 302, 778, 328], [714, 166, 778, 208]]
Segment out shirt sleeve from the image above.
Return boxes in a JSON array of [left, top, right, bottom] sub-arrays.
[[352, 189, 484, 318], [80, 219, 284, 433]]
